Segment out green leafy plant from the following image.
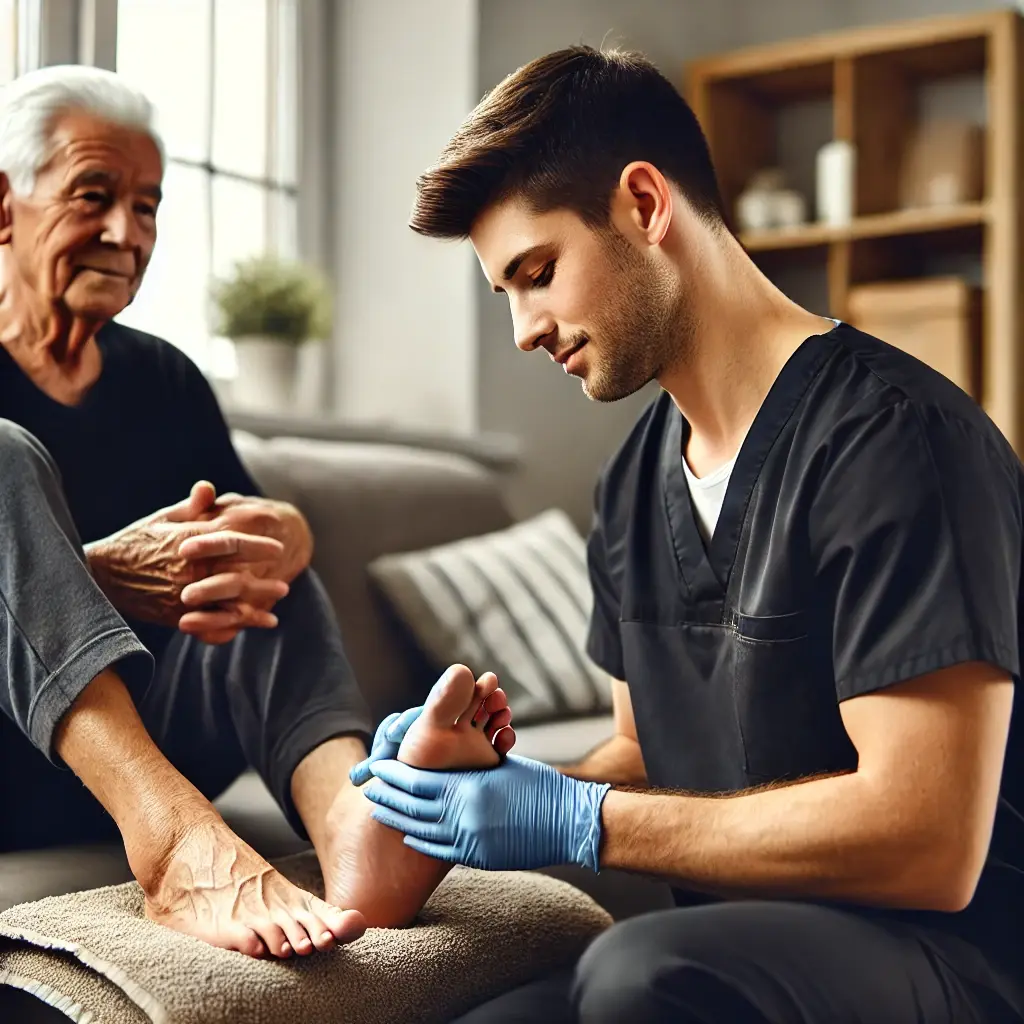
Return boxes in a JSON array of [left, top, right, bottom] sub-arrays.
[[210, 254, 332, 344]]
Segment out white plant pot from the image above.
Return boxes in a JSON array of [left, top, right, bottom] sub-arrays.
[[232, 335, 300, 414]]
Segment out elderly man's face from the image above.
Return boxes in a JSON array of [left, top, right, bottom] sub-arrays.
[[1, 109, 163, 320]]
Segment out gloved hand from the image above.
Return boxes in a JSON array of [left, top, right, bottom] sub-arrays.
[[348, 705, 425, 786], [363, 754, 611, 872]]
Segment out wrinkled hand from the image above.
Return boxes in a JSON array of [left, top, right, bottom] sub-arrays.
[[86, 482, 288, 643], [175, 492, 303, 644], [185, 493, 291, 554], [363, 754, 610, 872]]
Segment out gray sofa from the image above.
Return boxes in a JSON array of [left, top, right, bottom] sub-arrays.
[[0, 432, 671, 1019]]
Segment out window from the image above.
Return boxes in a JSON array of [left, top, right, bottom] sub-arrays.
[[114, 0, 299, 375], [1, 0, 34, 83], [1, 1, 15, 83]]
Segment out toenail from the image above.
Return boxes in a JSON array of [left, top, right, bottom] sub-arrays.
[[281, 942, 291, 956], [322, 931, 333, 942]]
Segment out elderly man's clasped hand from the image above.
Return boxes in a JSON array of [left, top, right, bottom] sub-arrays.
[[86, 480, 301, 644]]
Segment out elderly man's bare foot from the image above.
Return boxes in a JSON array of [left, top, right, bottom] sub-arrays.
[[129, 806, 366, 959], [321, 665, 515, 926]]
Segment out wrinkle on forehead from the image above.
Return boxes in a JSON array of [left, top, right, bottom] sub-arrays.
[[40, 113, 163, 188]]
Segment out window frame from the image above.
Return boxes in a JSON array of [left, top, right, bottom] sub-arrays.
[[114, 0, 300, 373], [35, 0, 332, 395]]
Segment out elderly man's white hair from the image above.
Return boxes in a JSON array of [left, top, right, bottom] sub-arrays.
[[0, 64, 164, 196]]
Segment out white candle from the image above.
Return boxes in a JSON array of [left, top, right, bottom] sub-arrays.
[[816, 140, 855, 226]]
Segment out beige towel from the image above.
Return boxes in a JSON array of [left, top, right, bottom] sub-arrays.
[[0, 852, 611, 1023]]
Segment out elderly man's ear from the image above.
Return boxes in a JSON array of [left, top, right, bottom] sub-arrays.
[[0, 173, 13, 246]]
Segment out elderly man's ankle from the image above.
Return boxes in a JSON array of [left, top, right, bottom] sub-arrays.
[[122, 797, 224, 898]]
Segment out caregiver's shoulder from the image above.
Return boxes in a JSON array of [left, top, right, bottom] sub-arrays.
[[825, 322, 1017, 471]]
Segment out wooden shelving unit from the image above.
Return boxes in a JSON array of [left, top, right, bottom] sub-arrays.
[[685, 10, 1024, 453], [739, 201, 990, 252]]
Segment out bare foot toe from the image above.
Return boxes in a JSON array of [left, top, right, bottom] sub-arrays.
[[253, 920, 291, 959], [230, 926, 265, 958], [493, 725, 517, 757], [296, 900, 365, 951], [485, 706, 512, 740], [272, 912, 311, 957], [473, 687, 517, 758], [467, 677, 502, 730], [293, 908, 334, 952], [422, 664, 478, 728]]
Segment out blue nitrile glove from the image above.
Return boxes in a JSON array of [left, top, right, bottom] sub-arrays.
[[364, 754, 611, 872], [348, 705, 425, 786]]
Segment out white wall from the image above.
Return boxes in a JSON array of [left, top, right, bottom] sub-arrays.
[[332, 0, 479, 434]]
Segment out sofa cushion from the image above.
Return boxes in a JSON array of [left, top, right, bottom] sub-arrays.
[[368, 509, 612, 724], [233, 435, 515, 723]]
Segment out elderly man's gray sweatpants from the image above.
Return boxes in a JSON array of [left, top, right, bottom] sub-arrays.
[[0, 419, 373, 852]]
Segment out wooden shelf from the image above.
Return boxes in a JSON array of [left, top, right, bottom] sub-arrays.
[[686, 9, 1003, 89], [740, 202, 990, 252], [686, 10, 1024, 453]]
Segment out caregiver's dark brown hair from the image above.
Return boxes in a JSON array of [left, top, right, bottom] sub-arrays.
[[409, 45, 726, 239]]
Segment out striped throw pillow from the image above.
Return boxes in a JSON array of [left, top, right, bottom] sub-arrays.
[[368, 508, 612, 724]]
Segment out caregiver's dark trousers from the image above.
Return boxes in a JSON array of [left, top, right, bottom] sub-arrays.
[[451, 900, 1024, 1023], [0, 419, 372, 851]]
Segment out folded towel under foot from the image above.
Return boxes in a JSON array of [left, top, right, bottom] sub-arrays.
[[0, 851, 611, 1023]]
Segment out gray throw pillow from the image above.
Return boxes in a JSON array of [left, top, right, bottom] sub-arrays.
[[368, 509, 612, 724]]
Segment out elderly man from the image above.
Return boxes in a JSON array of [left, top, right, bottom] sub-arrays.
[[0, 64, 513, 961]]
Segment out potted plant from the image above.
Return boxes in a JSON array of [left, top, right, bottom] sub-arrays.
[[210, 254, 332, 413]]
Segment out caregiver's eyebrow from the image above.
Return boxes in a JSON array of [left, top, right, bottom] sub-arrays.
[[493, 245, 546, 293]]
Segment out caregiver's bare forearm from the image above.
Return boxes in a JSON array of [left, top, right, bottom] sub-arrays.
[[561, 733, 647, 785], [600, 767, 971, 912]]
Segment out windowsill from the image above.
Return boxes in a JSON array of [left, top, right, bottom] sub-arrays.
[[225, 408, 523, 473]]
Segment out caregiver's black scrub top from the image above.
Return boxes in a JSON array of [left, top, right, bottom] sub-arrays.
[[586, 320, 1024, 959]]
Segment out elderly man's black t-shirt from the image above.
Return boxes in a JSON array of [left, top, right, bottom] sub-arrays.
[[0, 320, 260, 653], [586, 322, 1024, 988]]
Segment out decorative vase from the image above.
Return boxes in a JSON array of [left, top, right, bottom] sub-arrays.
[[232, 335, 300, 414], [735, 168, 787, 232], [771, 189, 807, 229], [735, 188, 775, 231]]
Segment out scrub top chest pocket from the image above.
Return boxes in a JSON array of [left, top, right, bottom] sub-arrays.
[[619, 608, 856, 795], [728, 608, 855, 784]]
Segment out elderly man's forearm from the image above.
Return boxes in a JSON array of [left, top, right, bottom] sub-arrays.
[[599, 771, 977, 913]]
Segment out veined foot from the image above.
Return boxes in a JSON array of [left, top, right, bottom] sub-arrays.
[[132, 809, 366, 958], [322, 665, 515, 926]]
